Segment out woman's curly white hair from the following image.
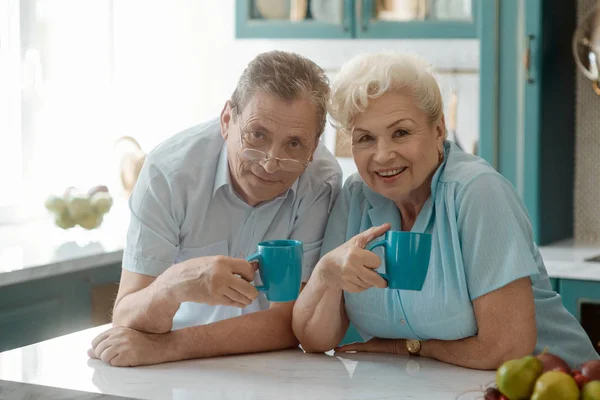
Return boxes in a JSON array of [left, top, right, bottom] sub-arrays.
[[328, 52, 445, 135]]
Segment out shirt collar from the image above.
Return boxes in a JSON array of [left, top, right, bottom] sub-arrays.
[[213, 142, 231, 196], [212, 142, 299, 201]]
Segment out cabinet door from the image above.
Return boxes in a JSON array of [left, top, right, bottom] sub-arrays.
[[560, 279, 600, 355], [0, 275, 90, 352], [0, 264, 121, 352], [495, 0, 576, 245], [236, 0, 354, 39], [355, 0, 478, 39]]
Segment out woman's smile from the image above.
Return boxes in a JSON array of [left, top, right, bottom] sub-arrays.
[[374, 166, 408, 182]]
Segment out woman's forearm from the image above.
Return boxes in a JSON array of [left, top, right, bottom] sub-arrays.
[[293, 267, 348, 352], [420, 334, 536, 370]]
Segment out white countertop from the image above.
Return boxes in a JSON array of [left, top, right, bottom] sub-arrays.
[[0, 203, 129, 287], [0, 325, 496, 400], [539, 240, 600, 282]]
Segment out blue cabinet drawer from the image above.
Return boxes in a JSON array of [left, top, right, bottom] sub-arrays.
[[0, 264, 121, 352], [549, 278, 560, 293], [560, 279, 600, 355], [560, 279, 600, 320], [0, 274, 90, 352]]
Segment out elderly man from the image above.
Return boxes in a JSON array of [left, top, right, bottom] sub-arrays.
[[88, 51, 342, 367]]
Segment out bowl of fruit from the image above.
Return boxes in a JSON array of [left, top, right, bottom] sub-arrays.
[[484, 352, 600, 400], [44, 185, 113, 230]]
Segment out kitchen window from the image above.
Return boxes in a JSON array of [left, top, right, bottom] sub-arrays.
[[0, 0, 114, 225]]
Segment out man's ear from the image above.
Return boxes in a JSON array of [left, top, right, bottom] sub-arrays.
[[220, 100, 234, 140]]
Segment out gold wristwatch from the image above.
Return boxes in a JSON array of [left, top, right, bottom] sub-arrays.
[[405, 339, 422, 356]]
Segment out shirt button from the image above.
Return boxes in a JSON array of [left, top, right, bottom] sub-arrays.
[[400, 319, 406, 325]]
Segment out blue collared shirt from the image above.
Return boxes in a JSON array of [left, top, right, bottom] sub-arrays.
[[123, 119, 342, 329], [323, 141, 598, 367]]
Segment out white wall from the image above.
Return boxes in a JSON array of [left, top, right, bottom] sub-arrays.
[[111, 1, 480, 180]]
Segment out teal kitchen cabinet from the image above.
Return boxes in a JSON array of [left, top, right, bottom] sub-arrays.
[[560, 279, 600, 355], [236, 0, 354, 39], [355, 0, 478, 39], [236, 0, 478, 39], [481, 0, 576, 245], [0, 264, 121, 352], [549, 278, 560, 293]]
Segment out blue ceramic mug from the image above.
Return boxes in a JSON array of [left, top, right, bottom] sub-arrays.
[[247, 240, 303, 302], [367, 231, 432, 291]]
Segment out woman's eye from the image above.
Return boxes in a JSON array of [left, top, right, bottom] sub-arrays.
[[289, 140, 301, 148], [357, 135, 373, 143], [393, 130, 409, 138]]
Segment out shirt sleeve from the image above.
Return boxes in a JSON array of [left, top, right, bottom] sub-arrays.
[[456, 173, 540, 301], [122, 160, 182, 277], [289, 172, 342, 282]]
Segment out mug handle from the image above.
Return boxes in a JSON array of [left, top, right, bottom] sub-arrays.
[[246, 253, 267, 292], [366, 240, 389, 282]]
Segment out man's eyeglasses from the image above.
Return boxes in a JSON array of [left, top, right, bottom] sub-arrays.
[[238, 130, 310, 173]]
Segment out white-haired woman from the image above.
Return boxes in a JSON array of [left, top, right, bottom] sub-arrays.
[[292, 52, 598, 369]]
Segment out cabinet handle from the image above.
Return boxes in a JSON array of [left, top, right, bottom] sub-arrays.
[[524, 34, 535, 84], [358, 0, 372, 32], [342, 0, 352, 32]]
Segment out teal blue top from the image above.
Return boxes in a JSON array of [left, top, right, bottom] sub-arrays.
[[322, 141, 599, 367]]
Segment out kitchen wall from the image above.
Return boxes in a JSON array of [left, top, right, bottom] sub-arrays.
[[575, 0, 600, 244], [110, 1, 479, 180]]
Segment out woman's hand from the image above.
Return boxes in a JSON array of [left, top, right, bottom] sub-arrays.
[[315, 223, 391, 293]]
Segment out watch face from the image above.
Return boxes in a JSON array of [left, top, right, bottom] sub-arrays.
[[407, 340, 421, 354]]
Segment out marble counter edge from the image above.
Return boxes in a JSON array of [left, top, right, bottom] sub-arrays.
[[0, 249, 123, 288]]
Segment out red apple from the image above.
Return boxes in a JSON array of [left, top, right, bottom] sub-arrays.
[[537, 353, 571, 374], [483, 387, 502, 400], [582, 360, 600, 381], [574, 373, 591, 389]]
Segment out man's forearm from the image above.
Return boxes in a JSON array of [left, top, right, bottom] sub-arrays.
[[112, 279, 180, 333], [165, 306, 298, 361]]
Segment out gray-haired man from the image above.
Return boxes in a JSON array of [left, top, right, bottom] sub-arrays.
[[88, 51, 342, 367]]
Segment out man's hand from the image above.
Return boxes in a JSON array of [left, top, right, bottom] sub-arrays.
[[158, 255, 259, 307], [88, 326, 175, 367]]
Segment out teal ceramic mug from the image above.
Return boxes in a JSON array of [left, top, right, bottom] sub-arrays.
[[367, 231, 432, 291], [247, 239, 303, 302]]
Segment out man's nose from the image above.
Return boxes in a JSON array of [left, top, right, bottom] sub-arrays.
[[261, 157, 280, 174]]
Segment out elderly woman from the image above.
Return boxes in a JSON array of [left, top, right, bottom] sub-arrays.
[[292, 52, 599, 370]]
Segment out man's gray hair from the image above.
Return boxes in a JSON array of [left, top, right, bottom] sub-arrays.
[[230, 50, 330, 138]]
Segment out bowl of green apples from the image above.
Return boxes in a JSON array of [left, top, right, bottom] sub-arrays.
[[44, 185, 113, 230]]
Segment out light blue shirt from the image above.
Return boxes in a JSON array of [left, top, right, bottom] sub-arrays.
[[322, 141, 599, 367], [123, 119, 342, 330]]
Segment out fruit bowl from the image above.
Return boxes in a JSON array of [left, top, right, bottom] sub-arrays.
[[486, 353, 600, 400], [45, 185, 113, 231]]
